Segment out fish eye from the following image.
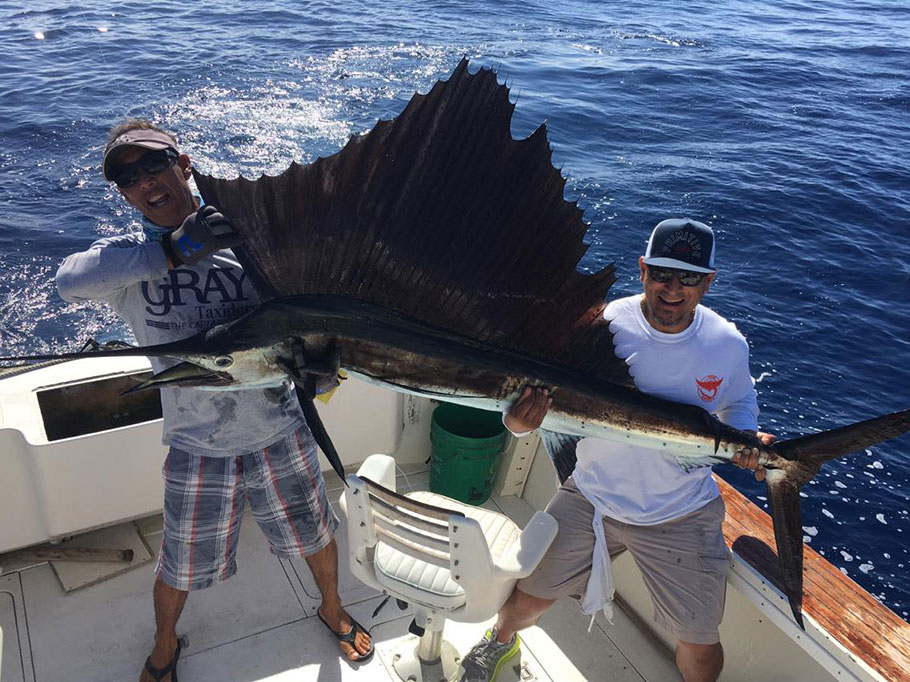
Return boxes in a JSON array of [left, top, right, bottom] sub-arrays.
[[214, 356, 233, 368]]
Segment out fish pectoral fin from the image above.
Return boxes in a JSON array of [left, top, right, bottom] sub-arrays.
[[295, 386, 347, 485], [764, 469, 806, 629]]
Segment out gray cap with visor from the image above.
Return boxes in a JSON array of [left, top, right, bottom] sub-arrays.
[[102, 129, 178, 181]]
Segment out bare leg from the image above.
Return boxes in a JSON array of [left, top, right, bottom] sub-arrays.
[[676, 641, 723, 682], [492, 588, 557, 643], [139, 579, 188, 682], [306, 537, 372, 660]]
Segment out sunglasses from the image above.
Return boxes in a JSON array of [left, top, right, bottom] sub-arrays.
[[647, 266, 708, 287], [110, 148, 178, 189]]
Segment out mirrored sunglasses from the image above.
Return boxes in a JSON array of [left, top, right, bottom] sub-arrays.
[[647, 266, 707, 287], [111, 148, 178, 189]]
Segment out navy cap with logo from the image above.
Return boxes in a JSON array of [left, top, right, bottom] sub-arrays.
[[102, 129, 178, 181], [642, 218, 716, 273]]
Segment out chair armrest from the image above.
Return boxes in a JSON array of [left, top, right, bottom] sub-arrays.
[[491, 511, 557, 579]]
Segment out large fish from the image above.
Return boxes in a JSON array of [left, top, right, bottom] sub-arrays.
[[3, 59, 908, 628]]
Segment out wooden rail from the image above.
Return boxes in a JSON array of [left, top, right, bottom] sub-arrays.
[[716, 475, 910, 682]]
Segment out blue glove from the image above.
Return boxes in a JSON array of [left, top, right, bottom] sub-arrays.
[[164, 205, 244, 266]]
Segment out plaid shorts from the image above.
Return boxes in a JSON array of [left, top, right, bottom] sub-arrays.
[[155, 422, 339, 591]]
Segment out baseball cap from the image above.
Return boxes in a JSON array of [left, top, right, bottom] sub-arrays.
[[102, 129, 178, 181], [642, 218, 716, 273]]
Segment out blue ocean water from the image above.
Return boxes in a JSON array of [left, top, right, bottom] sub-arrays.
[[0, 0, 908, 619]]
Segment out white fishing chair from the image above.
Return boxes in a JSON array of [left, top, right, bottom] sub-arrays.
[[340, 454, 558, 682]]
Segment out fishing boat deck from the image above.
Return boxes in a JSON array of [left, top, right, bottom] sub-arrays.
[[4, 469, 910, 682], [6, 468, 908, 682], [0, 462, 678, 682]]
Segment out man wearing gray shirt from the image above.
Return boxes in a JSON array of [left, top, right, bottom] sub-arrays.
[[56, 120, 372, 681]]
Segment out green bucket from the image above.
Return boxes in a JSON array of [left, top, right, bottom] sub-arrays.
[[430, 403, 507, 505]]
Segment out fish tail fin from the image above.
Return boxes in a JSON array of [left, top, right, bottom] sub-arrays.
[[772, 408, 910, 466], [762, 407, 909, 628], [764, 470, 807, 628]]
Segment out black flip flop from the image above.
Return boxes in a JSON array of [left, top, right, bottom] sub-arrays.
[[317, 610, 375, 662], [143, 639, 182, 681]]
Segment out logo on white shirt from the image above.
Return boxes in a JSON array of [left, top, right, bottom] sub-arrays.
[[695, 375, 723, 402]]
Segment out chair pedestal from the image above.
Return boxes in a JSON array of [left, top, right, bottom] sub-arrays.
[[392, 632, 461, 682]]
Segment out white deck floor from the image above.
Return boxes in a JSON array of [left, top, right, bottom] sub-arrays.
[[0, 463, 678, 682]]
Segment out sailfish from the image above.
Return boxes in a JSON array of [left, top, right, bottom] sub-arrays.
[[3, 59, 909, 628]]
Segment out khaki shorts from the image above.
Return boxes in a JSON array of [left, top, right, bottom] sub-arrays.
[[518, 477, 730, 645]]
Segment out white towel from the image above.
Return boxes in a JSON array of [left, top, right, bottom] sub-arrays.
[[573, 474, 615, 631]]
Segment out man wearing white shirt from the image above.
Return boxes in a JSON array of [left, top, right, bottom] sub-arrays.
[[460, 219, 771, 682]]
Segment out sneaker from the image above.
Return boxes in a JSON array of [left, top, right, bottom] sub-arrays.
[[459, 628, 521, 682]]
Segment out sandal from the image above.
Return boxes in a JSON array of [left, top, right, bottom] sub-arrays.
[[143, 640, 182, 682], [317, 609, 375, 662]]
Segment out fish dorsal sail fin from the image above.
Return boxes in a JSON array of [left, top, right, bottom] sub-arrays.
[[194, 58, 633, 387]]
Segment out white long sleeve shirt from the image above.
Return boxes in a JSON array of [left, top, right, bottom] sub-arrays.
[[573, 295, 759, 526], [506, 295, 760, 624]]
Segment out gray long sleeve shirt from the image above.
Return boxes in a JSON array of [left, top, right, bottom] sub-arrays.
[[56, 232, 304, 457]]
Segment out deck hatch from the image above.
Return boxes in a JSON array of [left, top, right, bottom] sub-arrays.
[[36, 373, 162, 441]]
